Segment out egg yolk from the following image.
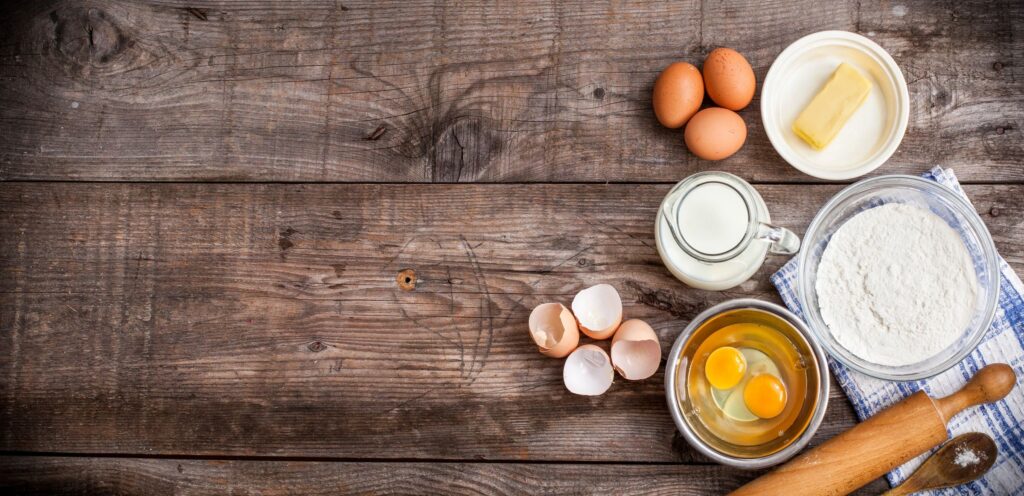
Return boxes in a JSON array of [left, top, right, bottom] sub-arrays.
[[705, 346, 747, 390], [743, 374, 787, 419]]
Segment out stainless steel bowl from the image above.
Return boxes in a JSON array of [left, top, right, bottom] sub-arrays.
[[664, 299, 830, 469]]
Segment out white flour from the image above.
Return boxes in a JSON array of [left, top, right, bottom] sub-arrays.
[[954, 445, 983, 468], [815, 203, 978, 366]]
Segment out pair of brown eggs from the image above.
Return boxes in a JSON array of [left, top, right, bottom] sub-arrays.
[[653, 48, 756, 160]]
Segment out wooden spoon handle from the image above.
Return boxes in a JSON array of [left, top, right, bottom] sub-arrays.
[[883, 476, 927, 496], [882, 484, 915, 496], [934, 363, 1016, 423]]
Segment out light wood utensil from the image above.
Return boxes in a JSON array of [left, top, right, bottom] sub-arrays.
[[883, 432, 997, 496], [730, 363, 1016, 496]]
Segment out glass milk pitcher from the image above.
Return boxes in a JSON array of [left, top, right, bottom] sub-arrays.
[[655, 172, 800, 291]]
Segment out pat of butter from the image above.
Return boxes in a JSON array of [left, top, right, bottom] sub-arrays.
[[792, 63, 872, 150]]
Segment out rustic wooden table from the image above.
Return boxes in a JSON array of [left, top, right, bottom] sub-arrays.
[[1, 1, 1021, 494]]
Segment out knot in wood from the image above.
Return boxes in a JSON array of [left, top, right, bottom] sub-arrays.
[[185, 7, 208, 21], [307, 341, 327, 353], [365, 125, 387, 141], [990, 207, 1000, 217], [51, 7, 130, 67], [396, 269, 416, 291], [432, 116, 501, 182]]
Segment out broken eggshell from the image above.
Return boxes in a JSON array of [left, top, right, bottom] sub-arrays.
[[571, 284, 623, 340], [610, 319, 662, 380], [528, 302, 580, 358], [563, 344, 614, 396]]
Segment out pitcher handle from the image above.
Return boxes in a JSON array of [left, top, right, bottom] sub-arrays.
[[756, 223, 800, 255]]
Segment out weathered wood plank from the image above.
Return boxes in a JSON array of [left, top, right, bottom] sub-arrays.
[[0, 0, 1020, 182], [1, 183, 1020, 461], [0, 456, 891, 495]]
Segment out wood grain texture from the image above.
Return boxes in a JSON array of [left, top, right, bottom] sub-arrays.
[[1, 183, 1021, 462], [1, 2, 1022, 492], [0, 0, 1021, 182], [0, 456, 890, 495]]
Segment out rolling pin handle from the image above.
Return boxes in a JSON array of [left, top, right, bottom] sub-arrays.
[[934, 364, 1016, 423]]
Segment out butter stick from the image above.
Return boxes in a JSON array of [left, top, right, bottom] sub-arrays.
[[792, 63, 872, 150]]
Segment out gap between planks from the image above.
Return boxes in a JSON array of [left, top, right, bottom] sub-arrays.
[[0, 450, 721, 467], [1, 179, 1022, 186]]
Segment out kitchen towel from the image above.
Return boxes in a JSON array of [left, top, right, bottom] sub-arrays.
[[771, 167, 1024, 495]]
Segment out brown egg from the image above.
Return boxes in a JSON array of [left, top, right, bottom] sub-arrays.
[[652, 62, 704, 128], [702, 48, 756, 111], [684, 107, 747, 160]]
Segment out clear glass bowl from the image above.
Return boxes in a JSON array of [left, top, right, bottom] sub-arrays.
[[797, 175, 1000, 380]]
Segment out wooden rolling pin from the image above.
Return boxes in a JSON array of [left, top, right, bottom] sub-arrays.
[[730, 363, 1016, 496]]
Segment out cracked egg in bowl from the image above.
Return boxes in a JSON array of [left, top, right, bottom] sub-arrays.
[[665, 299, 829, 469]]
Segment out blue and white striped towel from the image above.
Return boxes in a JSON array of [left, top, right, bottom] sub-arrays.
[[771, 167, 1024, 495]]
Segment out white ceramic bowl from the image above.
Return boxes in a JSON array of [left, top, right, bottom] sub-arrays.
[[762, 31, 909, 180]]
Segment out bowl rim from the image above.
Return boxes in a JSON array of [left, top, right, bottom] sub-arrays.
[[664, 298, 831, 469], [796, 174, 1001, 380], [761, 30, 910, 180]]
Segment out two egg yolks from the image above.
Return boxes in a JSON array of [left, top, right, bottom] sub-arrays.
[[704, 346, 787, 419]]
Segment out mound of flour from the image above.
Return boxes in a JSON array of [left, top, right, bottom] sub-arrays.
[[815, 203, 978, 366]]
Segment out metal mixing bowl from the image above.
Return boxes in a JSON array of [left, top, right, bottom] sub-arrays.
[[664, 299, 830, 469]]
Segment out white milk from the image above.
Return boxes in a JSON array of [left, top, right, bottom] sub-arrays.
[[656, 173, 779, 291], [676, 182, 749, 256]]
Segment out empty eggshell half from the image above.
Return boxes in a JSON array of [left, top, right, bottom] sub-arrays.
[[610, 319, 662, 380], [563, 344, 614, 396], [528, 303, 580, 358], [571, 284, 623, 340]]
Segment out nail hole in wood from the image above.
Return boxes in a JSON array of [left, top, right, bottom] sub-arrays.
[[397, 269, 416, 291]]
